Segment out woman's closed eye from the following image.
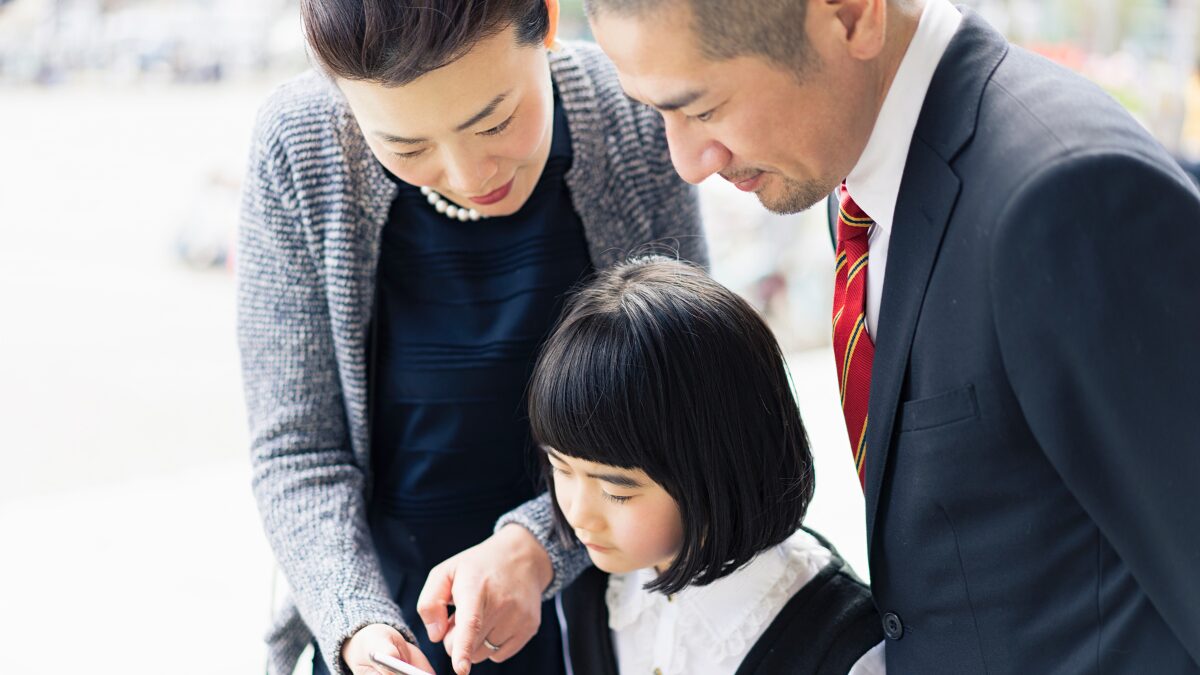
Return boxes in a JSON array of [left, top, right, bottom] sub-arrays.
[[602, 492, 633, 504], [478, 113, 516, 137], [392, 148, 426, 160]]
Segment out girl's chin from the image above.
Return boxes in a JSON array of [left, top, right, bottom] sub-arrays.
[[586, 551, 623, 574]]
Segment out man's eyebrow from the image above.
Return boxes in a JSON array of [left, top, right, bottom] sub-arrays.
[[372, 90, 512, 145], [626, 88, 706, 112], [544, 447, 646, 489]]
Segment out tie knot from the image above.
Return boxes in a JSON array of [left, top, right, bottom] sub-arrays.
[[837, 183, 874, 244]]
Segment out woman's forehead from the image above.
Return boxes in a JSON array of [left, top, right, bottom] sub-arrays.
[[339, 26, 543, 136]]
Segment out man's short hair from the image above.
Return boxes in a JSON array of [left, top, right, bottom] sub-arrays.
[[528, 257, 815, 596], [302, 0, 550, 85], [584, 0, 813, 76]]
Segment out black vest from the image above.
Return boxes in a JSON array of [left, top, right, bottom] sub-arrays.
[[559, 529, 884, 674]]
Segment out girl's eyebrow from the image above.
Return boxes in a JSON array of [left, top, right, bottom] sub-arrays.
[[544, 447, 646, 489]]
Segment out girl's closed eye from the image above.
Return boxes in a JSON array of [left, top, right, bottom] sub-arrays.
[[392, 148, 426, 160], [603, 492, 633, 504]]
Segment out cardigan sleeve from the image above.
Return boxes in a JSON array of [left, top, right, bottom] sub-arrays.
[[237, 93, 414, 675], [628, 93, 709, 270]]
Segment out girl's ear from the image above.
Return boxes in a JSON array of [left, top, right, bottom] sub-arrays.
[[544, 0, 561, 49]]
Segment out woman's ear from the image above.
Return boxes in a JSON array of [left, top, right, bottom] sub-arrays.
[[544, 0, 561, 49]]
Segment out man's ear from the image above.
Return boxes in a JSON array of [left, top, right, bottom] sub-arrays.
[[544, 0, 561, 49], [822, 0, 888, 61]]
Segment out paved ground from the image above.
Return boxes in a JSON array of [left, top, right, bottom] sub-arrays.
[[0, 83, 866, 675]]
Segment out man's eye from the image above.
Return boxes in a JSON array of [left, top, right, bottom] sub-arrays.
[[694, 108, 716, 122]]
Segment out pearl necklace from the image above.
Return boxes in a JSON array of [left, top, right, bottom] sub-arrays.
[[419, 186, 485, 222]]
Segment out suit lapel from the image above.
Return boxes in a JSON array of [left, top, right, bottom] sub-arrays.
[[863, 143, 960, 542], [862, 9, 1009, 545]]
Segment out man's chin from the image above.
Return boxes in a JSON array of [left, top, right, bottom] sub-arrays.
[[756, 177, 831, 215]]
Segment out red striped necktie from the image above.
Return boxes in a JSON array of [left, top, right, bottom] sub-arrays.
[[832, 183, 875, 491]]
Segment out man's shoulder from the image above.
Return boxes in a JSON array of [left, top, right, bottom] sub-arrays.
[[975, 46, 1167, 168]]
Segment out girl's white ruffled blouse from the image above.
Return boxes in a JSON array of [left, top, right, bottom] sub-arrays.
[[606, 529, 886, 675]]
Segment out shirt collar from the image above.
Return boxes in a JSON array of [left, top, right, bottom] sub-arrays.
[[606, 530, 833, 638], [844, 0, 962, 234]]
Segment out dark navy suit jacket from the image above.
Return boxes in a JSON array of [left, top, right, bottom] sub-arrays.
[[837, 10, 1200, 673]]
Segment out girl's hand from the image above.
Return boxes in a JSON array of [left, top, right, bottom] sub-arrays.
[[342, 624, 436, 675]]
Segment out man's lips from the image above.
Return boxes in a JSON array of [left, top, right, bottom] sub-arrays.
[[469, 178, 514, 205], [725, 170, 766, 192]]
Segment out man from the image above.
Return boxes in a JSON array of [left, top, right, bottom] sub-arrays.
[[419, 1, 1200, 672]]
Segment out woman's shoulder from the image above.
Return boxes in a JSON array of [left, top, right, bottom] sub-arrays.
[[550, 41, 664, 141], [249, 70, 359, 166]]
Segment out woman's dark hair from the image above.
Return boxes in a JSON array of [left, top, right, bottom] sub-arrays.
[[528, 256, 814, 596], [301, 0, 551, 85]]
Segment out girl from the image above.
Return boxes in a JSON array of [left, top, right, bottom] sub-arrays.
[[237, 0, 705, 673], [527, 257, 885, 675]]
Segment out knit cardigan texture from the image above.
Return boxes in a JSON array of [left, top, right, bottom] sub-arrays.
[[237, 42, 707, 675]]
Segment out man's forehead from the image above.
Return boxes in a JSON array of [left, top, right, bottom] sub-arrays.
[[592, 7, 716, 107]]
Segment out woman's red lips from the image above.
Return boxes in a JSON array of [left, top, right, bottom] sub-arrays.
[[469, 178, 514, 205]]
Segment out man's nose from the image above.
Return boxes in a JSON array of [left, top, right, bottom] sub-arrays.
[[664, 117, 731, 185]]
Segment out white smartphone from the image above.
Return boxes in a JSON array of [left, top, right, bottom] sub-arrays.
[[370, 651, 435, 675]]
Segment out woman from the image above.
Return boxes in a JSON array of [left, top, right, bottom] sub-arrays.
[[236, 0, 706, 673]]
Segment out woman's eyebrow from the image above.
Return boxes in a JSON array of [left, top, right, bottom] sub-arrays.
[[454, 90, 512, 131], [372, 90, 513, 145], [543, 447, 645, 489]]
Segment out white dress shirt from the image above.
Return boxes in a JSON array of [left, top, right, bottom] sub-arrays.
[[607, 529, 886, 675], [844, 0, 963, 338]]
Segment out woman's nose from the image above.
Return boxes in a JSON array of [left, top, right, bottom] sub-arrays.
[[442, 149, 498, 196]]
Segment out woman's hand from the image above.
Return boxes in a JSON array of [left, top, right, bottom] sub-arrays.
[[342, 624, 436, 675], [417, 525, 553, 675]]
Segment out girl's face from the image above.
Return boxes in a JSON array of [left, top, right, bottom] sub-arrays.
[[545, 447, 684, 575], [338, 20, 557, 217]]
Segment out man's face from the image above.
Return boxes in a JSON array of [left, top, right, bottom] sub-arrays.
[[591, 1, 880, 214]]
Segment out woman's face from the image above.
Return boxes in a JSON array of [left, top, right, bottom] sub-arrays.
[[338, 23, 556, 217], [545, 447, 685, 575]]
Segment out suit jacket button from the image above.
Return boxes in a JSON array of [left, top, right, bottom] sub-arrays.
[[883, 612, 904, 640]]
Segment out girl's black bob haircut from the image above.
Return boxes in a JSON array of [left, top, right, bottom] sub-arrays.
[[528, 256, 814, 596]]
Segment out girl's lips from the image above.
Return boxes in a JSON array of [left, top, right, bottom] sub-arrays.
[[583, 541, 612, 553], [469, 178, 514, 205]]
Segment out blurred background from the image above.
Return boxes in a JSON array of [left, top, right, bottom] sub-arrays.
[[2, 0, 1198, 673]]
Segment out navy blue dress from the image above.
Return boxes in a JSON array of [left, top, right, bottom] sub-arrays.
[[313, 95, 590, 674]]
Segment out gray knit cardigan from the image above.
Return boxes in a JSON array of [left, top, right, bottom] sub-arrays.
[[237, 42, 707, 675]]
